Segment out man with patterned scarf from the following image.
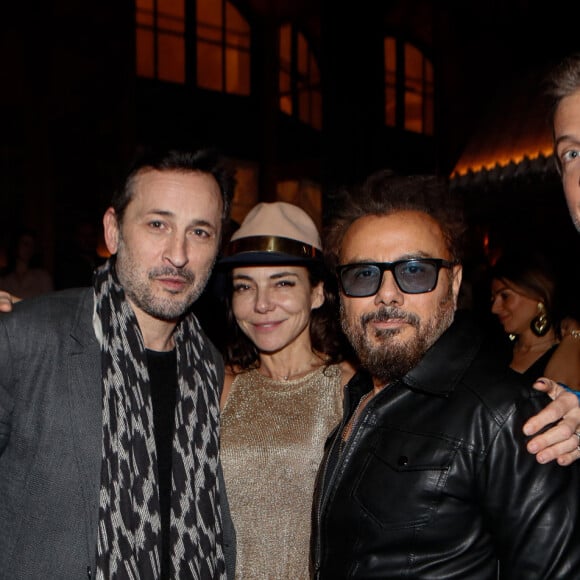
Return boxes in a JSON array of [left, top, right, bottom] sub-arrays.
[[0, 147, 236, 579]]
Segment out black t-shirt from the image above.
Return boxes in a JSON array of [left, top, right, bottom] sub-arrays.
[[146, 348, 178, 579]]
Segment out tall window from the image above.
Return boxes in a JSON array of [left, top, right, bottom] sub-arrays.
[[136, 0, 185, 83], [384, 37, 433, 136], [196, 0, 251, 95], [135, 0, 251, 96], [279, 24, 322, 130]]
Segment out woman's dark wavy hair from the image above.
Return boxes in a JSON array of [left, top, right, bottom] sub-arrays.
[[324, 171, 467, 271], [222, 261, 352, 370]]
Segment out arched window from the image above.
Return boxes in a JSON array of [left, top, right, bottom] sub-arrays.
[[135, 0, 251, 96], [196, 0, 251, 95], [279, 24, 322, 130], [384, 36, 433, 136], [136, 0, 186, 83]]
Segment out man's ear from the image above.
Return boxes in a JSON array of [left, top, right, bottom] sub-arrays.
[[103, 208, 120, 255]]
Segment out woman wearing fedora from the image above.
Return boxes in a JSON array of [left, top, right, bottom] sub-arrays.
[[217, 202, 356, 578]]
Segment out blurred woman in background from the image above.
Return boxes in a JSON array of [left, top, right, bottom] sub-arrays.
[[0, 228, 52, 299], [490, 251, 580, 386]]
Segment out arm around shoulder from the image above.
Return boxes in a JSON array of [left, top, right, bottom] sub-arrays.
[[485, 394, 580, 577], [544, 334, 580, 390]]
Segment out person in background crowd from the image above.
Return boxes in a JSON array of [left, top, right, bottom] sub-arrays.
[[217, 202, 355, 578], [313, 171, 580, 578], [0, 227, 53, 298], [490, 250, 580, 387], [54, 218, 106, 289], [0, 147, 236, 579]]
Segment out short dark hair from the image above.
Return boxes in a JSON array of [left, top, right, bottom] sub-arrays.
[[545, 53, 580, 127], [324, 171, 467, 270], [112, 146, 235, 225], [222, 264, 351, 370]]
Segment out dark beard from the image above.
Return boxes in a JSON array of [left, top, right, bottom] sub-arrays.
[[341, 288, 455, 385]]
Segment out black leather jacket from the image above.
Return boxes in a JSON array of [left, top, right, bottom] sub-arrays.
[[313, 313, 580, 579]]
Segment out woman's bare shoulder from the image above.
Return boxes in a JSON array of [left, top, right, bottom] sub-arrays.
[[221, 365, 243, 410]]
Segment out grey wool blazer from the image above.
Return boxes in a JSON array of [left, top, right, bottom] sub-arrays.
[[0, 288, 236, 579]]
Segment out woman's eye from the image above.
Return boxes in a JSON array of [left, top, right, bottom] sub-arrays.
[[233, 284, 250, 293], [277, 280, 295, 287]]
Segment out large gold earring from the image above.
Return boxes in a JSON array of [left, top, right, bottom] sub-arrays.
[[530, 302, 550, 337]]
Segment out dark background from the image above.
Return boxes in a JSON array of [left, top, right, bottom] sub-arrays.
[[1, 0, 579, 290]]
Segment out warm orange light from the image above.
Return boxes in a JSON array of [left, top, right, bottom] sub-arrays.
[[452, 146, 554, 177], [453, 147, 553, 176]]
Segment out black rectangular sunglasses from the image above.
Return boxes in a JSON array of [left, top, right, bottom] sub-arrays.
[[337, 258, 456, 297]]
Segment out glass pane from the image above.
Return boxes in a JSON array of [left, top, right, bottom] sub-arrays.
[[226, 47, 250, 95], [198, 22, 223, 43], [197, 0, 223, 44], [136, 28, 154, 78], [158, 0, 184, 32], [136, 11, 154, 26], [405, 43, 423, 84], [158, 33, 185, 83], [280, 94, 292, 115], [297, 32, 308, 76], [384, 36, 396, 75], [197, 40, 223, 90], [230, 162, 260, 224], [226, 1, 250, 49], [226, 27, 250, 49], [136, 0, 154, 22], [197, 0, 222, 28], [279, 23, 291, 63], [160, 0, 183, 17], [405, 90, 422, 133]]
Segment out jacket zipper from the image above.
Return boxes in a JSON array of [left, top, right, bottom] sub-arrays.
[[313, 423, 343, 575], [314, 387, 370, 575]]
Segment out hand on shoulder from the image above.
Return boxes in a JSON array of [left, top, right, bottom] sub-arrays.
[[0, 291, 20, 313], [524, 378, 580, 465]]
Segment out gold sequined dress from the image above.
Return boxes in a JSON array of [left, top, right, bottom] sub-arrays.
[[220, 365, 343, 579]]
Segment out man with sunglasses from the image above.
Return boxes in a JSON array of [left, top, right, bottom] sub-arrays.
[[312, 171, 580, 578]]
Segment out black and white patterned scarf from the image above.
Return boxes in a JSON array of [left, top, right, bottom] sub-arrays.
[[94, 259, 226, 579]]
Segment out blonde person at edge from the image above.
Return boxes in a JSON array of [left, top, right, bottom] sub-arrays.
[[216, 202, 355, 579]]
